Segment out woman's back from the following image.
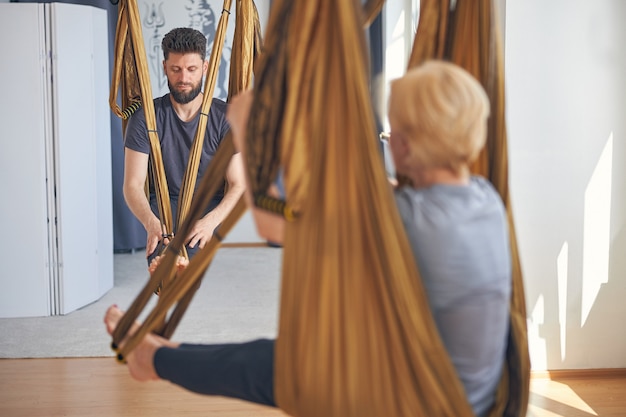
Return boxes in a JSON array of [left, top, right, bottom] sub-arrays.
[[395, 176, 512, 417]]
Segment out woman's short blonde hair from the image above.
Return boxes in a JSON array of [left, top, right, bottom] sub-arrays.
[[388, 60, 490, 174]]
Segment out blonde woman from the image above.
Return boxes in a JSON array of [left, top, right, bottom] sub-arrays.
[[388, 61, 511, 417]]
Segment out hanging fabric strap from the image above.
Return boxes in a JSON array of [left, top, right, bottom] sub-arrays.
[[112, 135, 245, 356], [244, 1, 474, 416], [109, 0, 174, 243], [362, 0, 385, 26], [175, 0, 233, 241], [160, 0, 263, 337]]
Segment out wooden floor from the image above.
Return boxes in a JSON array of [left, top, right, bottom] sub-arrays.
[[0, 358, 624, 417], [527, 370, 626, 417]]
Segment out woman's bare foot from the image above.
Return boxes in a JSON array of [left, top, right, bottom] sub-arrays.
[[148, 254, 190, 295], [104, 305, 179, 382], [148, 254, 189, 275], [104, 305, 138, 336]]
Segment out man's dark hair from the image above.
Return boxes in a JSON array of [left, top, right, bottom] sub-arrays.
[[161, 28, 207, 60]]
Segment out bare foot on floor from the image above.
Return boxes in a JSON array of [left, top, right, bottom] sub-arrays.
[[104, 305, 179, 382]]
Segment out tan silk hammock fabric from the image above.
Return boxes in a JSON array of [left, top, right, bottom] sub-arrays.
[[109, 0, 530, 416], [109, 0, 174, 240], [248, 0, 530, 416], [250, 1, 470, 416]]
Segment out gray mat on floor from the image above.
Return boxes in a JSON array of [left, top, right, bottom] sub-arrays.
[[0, 247, 282, 358]]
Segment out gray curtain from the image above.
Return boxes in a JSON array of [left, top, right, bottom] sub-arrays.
[[368, 11, 384, 155]]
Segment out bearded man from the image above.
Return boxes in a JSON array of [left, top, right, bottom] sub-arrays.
[[123, 27, 245, 263]]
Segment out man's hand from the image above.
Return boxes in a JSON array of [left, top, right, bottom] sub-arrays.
[[186, 214, 220, 249], [122, 148, 172, 258], [145, 216, 169, 257]]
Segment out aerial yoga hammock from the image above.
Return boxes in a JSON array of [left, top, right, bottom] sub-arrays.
[[407, 2, 530, 414], [109, 0, 530, 416]]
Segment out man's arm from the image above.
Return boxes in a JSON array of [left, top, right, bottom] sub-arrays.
[[186, 152, 246, 249], [123, 148, 164, 257], [225, 91, 285, 245]]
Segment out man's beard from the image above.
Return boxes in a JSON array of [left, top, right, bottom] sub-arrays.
[[168, 79, 202, 104]]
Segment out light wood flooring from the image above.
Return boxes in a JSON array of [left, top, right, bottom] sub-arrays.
[[0, 357, 624, 417]]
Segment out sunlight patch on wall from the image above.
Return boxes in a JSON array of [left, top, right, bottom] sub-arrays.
[[557, 242, 568, 361], [529, 294, 547, 369], [581, 133, 613, 326]]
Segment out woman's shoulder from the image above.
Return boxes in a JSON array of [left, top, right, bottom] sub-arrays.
[[469, 176, 505, 206], [469, 175, 498, 194]]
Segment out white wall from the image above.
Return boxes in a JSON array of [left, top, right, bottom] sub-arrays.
[[505, 1, 626, 370]]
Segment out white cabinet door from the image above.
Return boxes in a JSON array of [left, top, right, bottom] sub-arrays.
[[50, 3, 112, 314], [0, 3, 113, 317]]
